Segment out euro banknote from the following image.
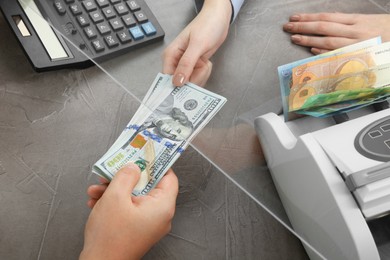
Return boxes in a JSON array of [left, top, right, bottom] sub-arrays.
[[289, 42, 390, 111], [277, 37, 382, 120], [289, 63, 390, 112], [297, 94, 390, 118], [277, 37, 390, 119]]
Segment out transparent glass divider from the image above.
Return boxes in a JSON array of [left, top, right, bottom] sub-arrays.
[[15, 0, 390, 259]]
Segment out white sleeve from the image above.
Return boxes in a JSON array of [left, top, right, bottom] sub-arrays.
[[230, 0, 244, 22]]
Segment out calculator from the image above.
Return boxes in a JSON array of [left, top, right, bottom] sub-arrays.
[[0, 0, 165, 71]]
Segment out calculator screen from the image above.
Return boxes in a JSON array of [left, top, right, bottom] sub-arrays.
[[18, 0, 69, 60]]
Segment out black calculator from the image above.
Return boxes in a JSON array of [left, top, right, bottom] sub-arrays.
[[0, 0, 165, 71]]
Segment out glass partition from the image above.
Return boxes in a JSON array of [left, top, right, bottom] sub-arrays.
[[7, 0, 390, 259]]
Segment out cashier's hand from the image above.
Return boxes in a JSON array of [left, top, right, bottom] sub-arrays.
[[163, 0, 232, 87], [80, 163, 179, 260], [283, 13, 390, 54]]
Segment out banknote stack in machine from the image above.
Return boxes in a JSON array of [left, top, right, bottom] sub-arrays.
[[92, 73, 226, 196], [278, 37, 390, 120]]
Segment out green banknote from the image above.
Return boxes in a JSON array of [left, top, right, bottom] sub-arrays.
[[92, 73, 227, 196], [296, 93, 390, 118]]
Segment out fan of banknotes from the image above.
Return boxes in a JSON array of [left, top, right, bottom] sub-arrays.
[[92, 73, 227, 196], [278, 37, 390, 120]]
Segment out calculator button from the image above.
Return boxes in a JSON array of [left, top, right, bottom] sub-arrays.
[[96, 0, 109, 8], [92, 39, 105, 52], [141, 22, 156, 36], [82, 0, 97, 12], [102, 6, 116, 19], [97, 22, 111, 35], [104, 35, 119, 48], [122, 14, 136, 27], [109, 18, 124, 31], [76, 15, 90, 27], [134, 11, 148, 23], [89, 11, 104, 23], [84, 26, 97, 39], [114, 3, 129, 15], [117, 30, 132, 43], [110, 0, 121, 4], [126, 0, 140, 11], [69, 4, 82, 15], [64, 0, 75, 3], [54, 0, 66, 15], [129, 26, 144, 40]]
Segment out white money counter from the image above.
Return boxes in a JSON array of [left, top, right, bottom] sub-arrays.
[[254, 104, 390, 259]]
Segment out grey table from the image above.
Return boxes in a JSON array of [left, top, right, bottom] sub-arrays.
[[1, 0, 389, 259]]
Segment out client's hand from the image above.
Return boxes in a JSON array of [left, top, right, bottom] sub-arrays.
[[80, 164, 179, 260]]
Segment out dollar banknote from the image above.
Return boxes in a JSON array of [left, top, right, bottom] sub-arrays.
[[277, 37, 382, 120], [92, 73, 227, 195]]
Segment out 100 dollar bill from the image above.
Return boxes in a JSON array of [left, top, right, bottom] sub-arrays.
[[92, 73, 227, 195]]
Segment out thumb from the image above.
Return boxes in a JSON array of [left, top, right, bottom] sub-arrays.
[[172, 42, 206, 87], [105, 163, 141, 197]]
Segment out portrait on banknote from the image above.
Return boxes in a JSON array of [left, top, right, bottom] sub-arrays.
[[92, 73, 227, 195], [152, 108, 194, 141], [136, 94, 194, 142]]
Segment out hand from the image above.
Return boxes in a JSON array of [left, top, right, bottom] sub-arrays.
[[163, 0, 232, 86], [80, 164, 179, 260], [283, 13, 390, 54]]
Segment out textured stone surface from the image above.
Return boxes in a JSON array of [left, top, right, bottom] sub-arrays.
[[1, 0, 389, 259]]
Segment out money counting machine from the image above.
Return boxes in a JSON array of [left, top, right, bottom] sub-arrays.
[[254, 103, 390, 259]]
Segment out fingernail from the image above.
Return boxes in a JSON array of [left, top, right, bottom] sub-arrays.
[[284, 23, 293, 31], [173, 73, 185, 86], [290, 15, 300, 21], [311, 48, 320, 54], [291, 35, 301, 43], [311, 48, 326, 55]]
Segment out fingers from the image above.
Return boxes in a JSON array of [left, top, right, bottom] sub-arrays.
[[131, 169, 178, 223], [162, 43, 183, 76], [149, 169, 179, 200], [87, 184, 108, 200], [99, 177, 109, 184], [290, 34, 357, 51], [87, 199, 98, 209], [289, 13, 357, 25], [283, 12, 372, 52], [188, 59, 213, 87], [162, 33, 190, 86], [311, 48, 331, 55], [172, 40, 208, 87], [163, 48, 212, 87], [284, 21, 356, 38], [105, 163, 141, 199], [86, 182, 109, 208]]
